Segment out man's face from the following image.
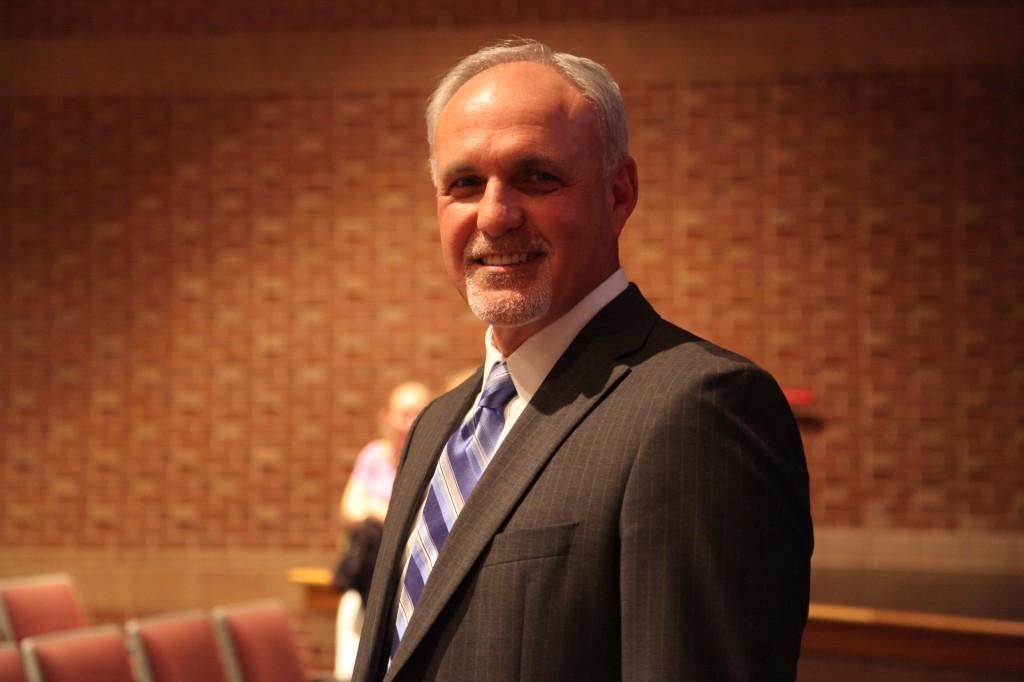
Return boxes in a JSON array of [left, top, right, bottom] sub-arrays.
[[432, 61, 636, 354]]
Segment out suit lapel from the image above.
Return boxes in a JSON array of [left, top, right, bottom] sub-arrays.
[[387, 286, 659, 677], [360, 373, 481, 681]]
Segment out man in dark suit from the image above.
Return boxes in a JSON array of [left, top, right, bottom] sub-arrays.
[[353, 38, 813, 681]]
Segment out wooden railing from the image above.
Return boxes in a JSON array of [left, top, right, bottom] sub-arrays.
[[288, 567, 1024, 673], [803, 602, 1024, 672], [288, 567, 337, 612]]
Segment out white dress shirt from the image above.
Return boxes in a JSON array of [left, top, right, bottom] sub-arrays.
[[390, 268, 628, 657], [475, 267, 628, 448]]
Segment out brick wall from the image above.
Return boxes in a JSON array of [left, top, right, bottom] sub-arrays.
[[1, 91, 472, 550], [624, 73, 1024, 531], [1, 0, 1022, 630], [0, 0, 990, 37]]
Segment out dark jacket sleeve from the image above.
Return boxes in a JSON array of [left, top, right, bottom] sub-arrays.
[[619, 363, 813, 681]]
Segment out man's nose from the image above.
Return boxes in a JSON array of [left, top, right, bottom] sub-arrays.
[[477, 181, 524, 237]]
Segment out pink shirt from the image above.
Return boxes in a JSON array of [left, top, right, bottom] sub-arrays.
[[349, 439, 398, 505]]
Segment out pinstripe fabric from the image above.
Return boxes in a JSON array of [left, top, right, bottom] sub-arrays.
[[391, 362, 516, 656], [352, 286, 812, 682]]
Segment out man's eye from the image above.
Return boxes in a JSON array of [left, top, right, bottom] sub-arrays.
[[522, 170, 560, 190], [446, 176, 483, 196]]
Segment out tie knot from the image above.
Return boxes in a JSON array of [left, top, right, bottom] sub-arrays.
[[478, 362, 517, 410]]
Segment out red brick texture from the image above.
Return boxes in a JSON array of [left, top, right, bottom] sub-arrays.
[[0, 0, 991, 37], [623, 73, 1024, 531], [1, 92, 476, 551], [1, 17, 1022, 553]]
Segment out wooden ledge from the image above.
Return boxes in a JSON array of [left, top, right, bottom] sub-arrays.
[[288, 567, 1024, 671], [288, 566, 337, 613], [805, 602, 1024, 671]]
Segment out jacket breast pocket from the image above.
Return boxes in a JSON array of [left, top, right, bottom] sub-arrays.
[[481, 522, 577, 567]]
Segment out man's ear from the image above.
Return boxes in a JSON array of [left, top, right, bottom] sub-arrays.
[[610, 156, 639, 235]]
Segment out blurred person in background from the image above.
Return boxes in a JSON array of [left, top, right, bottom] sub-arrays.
[[334, 380, 430, 681]]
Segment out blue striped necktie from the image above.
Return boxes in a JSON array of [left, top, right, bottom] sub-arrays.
[[392, 361, 517, 655]]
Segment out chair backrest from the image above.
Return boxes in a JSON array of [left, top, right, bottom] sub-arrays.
[[0, 642, 28, 682], [126, 610, 229, 682], [0, 575, 86, 643], [212, 601, 305, 682], [20, 625, 135, 682]]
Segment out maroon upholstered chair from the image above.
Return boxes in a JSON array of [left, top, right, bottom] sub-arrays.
[[212, 600, 305, 682], [0, 575, 86, 644], [0, 642, 28, 682], [20, 625, 134, 682], [126, 610, 229, 682]]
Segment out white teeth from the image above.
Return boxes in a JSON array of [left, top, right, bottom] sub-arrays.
[[480, 253, 531, 266]]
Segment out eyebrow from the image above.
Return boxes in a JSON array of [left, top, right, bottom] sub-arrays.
[[511, 155, 561, 172], [440, 155, 562, 183], [439, 163, 477, 182]]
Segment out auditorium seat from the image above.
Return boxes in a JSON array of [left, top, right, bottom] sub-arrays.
[[0, 575, 86, 644], [126, 610, 229, 682], [20, 625, 134, 682], [0, 642, 28, 682], [212, 600, 306, 682]]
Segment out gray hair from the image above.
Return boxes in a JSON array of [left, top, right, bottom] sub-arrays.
[[426, 38, 629, 187]]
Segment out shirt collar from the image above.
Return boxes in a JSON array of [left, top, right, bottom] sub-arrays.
[[482, 268, 628, 404]]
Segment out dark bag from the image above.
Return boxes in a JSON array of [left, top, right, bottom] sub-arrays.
[[332, 518, 384, 604]]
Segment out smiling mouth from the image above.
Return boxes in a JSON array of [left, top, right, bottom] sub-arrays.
[[475, 252, 543, 266]]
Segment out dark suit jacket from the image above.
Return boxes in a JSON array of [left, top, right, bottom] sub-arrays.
[[353, 285, 813, 681]]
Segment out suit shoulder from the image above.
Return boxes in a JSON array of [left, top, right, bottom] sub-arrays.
[[638, 316, 767, 380]]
